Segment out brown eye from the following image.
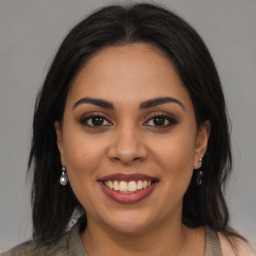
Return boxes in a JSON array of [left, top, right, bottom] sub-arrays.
[[152, 116, 166, 126], [144, 114, 178, 128], [81, 115, 112, 127], [91, 116, 104, 126]]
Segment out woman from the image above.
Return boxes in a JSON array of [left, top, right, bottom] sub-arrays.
[[2, 2, 255, 256]]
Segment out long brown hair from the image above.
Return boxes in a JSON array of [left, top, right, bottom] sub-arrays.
[[29, 2, 243, 244]]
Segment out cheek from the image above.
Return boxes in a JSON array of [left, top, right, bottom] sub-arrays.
[[62, 131, 105, 182], [153, 132, 196, 187], [62, 134, 108, 209]]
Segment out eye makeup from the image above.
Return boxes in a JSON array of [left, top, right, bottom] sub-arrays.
[[78, 110, 179, 134]]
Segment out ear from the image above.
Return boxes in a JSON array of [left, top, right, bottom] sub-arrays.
[[54, 121, 65, 166], [193, 120, 210, 169]]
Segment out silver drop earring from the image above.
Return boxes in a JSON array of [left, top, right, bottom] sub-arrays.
[[196, 158, 203, 185], [60, 166, 68, 186]]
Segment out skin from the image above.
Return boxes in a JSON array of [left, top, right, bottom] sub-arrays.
[[55, 43, 211, 256]]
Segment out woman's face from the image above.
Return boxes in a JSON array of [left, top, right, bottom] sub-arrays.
[[55, 43, 209, 234]]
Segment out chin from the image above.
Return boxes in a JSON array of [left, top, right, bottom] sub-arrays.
[[101, 209, 157, 235]]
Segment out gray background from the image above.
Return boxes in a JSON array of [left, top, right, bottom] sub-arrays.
[[0, 0, 255, 252]]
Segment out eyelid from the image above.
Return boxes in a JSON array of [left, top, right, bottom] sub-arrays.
[[79, 112, 113, 127], [78, 111, 178, 130], [143, 112, 178, 128]]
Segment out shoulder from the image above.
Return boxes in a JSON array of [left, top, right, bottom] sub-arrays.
[[1, 231, 70, 256], [218, 232, 256, 256], [0, 220, 85, 256], [1, 240, 41, 256]]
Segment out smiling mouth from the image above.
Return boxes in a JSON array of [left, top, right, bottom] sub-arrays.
[[98, 174, 159, 204], [103, 180, 158, 193]]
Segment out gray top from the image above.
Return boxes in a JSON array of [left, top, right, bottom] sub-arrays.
[[1, 222, 87, 256], [1, 223, 223, 256], [205, 225, 223, 256]]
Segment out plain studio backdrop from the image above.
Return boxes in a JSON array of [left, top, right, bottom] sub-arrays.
[[0, 0, 255, 252]]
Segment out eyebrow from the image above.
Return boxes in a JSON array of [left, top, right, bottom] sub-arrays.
[[73, 97, 114, 109], [139, 97, 185, 110], [73, 96, 184, 110]]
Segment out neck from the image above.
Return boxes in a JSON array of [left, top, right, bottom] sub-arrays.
[[80, 215, 201, 256]]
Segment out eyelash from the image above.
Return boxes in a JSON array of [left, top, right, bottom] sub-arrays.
[[144, 114, 178, 129], [79, 113, 178, 130], [80, 114, 112, 129]]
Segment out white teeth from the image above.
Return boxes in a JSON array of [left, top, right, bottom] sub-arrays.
[[128, 181, 137, 192], [137, 180, 143, 190], [119, 181, 128, 192], [104, 180, 154, 193], [113, 180, 119, 191], [108, 180, 113, 189]]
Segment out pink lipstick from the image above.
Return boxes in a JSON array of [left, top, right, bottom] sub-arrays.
[[98, 173, 159, 204]]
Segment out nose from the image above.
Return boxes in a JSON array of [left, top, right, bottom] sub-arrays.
[[107, 126, 148, 165]]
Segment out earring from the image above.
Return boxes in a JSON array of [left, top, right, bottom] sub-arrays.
[[196, 158, 203, 185], [196, 170, 203, 185], [60, 166, 68, 186]]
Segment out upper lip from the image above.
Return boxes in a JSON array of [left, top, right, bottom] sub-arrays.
[[98, 173, 159, 182]]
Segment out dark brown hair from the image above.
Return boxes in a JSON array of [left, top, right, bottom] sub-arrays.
[[29, 2, 240, 243]]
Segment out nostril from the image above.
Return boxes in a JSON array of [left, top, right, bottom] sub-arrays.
[[107, 141, 148, 164]]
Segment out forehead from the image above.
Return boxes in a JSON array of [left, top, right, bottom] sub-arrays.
[[67, 43, 193, 111]]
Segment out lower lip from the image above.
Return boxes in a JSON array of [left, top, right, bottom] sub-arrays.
[[98, 181, 158, 204]]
